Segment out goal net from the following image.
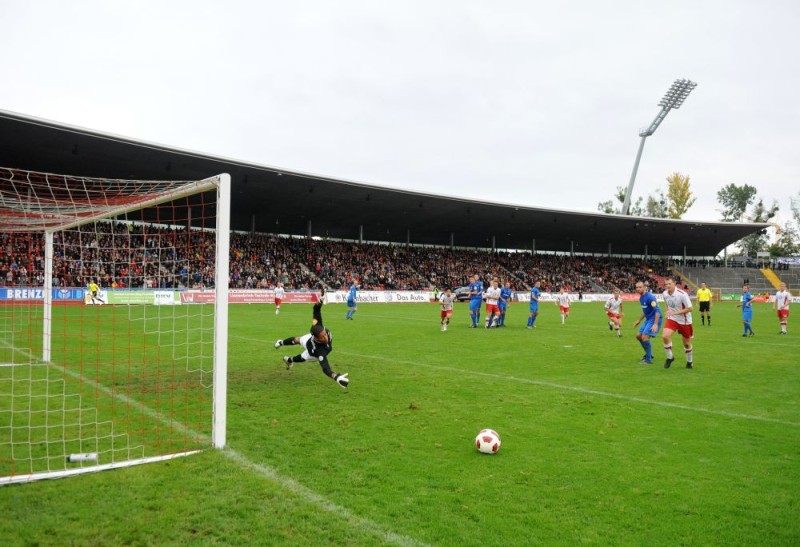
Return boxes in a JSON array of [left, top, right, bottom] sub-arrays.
[[0, 167, 230, 485]]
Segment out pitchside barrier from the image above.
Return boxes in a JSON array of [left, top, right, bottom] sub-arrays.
[[3, 288, 796, 308]]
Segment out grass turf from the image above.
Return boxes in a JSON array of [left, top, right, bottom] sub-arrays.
[[1, 300, 798, 545]]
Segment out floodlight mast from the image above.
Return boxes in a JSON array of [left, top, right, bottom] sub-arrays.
[[621, 79, 697, 215]]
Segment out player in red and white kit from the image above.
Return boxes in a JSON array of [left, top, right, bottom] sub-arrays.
[[604, 288, 624, 338], [556, 287, 571, 325], [274, 283, 285, 315], [662, 277, 694, 369], [484, 278, 502, 328], [773, 282, 790, 335], [439, 288, 456, 331]]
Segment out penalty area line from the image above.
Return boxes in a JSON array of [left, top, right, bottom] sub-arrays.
[[338, 350, 800, 428], [222, 449, 429, 547], [0, 341, 425, 546]]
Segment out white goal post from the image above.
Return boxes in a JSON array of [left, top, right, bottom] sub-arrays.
[[0, 168, 230, 485]]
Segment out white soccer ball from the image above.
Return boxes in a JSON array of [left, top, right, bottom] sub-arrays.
[[475, 428, 501, 454]]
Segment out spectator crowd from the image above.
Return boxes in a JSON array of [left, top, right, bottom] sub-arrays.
[[0, 222, 725, 294]]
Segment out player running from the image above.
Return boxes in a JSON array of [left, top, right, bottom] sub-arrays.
[[274, 283, 285, 315], [345, 281, 358, 320], [275, 290, 349, 388], [604, 288, 624, 338], [773, 282, 790, 335], [632, 281, 662, 365], [661, 277, 694, 369], [439, 288, 455, 331], [88, 280, 105, 305], [556, 287, 571, 325]]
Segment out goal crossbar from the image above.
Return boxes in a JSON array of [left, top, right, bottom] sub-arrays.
[[1, 168, 221, 233]]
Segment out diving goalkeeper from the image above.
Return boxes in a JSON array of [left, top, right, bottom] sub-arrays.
[[274, 289, 349, 388]]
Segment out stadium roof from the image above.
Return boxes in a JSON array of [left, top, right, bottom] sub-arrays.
[[0, 109, 766, 256]]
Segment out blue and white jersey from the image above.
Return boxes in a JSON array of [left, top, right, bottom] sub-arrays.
[[347, 284, 358, 304]]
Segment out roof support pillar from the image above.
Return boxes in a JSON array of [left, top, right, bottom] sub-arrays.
[[251, 214, 256, 235], [359, 224, 363, 244], [307, 220, 312, 238], [492, 235, 496, 252], [644, 244, 649, 260], [608, 242, 612, 257], [570, 240, 574, 257], [406, 229, 410, 247], [532, 238, 536, 255], [450, 232, 454, 250]]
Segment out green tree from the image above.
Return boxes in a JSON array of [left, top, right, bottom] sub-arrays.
[[665, 172, 696, 219], [738, 199, 779, 256], [768, 223, 800, 257], [597, 186, 643, 215], [645, 190, 669, 218], [717, 183, 757, 221]]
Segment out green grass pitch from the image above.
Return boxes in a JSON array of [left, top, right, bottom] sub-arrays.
[[1, 300, 798, 545]]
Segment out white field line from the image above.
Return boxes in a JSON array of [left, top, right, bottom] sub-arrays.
[[222, 450, 428, 547], [0, 341, 426, 546], [341, 349, 800, 428], [234, 333, 800, 428]]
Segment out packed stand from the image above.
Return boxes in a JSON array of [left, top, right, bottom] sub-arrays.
[[2, 225, 671, 294]]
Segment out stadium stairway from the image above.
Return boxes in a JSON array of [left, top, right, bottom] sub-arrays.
[[676, 266, 774, 294], [760, 268, 782, 289], [670, 266, 697, 292]]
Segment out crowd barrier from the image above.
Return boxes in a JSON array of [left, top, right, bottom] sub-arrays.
[[2, 288, 797, 306]]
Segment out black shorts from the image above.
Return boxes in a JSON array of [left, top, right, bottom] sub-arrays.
[[699, 301, 710, 312]]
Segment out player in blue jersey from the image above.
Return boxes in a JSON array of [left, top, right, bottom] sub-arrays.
[[632, 281, 662, 364], [497, 280, 513, 327], [468, 275, 484, 328], [345, 281, 359, 320], [527, 281, 541, 329], [737, 283, 755, 336]]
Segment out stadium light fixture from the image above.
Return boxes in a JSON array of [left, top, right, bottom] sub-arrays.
[[621, 79, 697, 215]]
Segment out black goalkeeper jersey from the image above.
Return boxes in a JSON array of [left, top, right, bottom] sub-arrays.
[[306, 302, 333, 359]]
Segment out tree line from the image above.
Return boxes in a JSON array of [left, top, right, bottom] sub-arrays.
[[598, 174, 798, 257]]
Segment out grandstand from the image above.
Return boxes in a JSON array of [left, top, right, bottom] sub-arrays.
[[1, 109, 768, 258], [676, 265, 800, 296], [1, 110, 791, 303], [2, 225, 677, 294]]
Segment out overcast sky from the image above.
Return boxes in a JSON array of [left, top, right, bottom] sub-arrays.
[[2, 0, 799, 226]]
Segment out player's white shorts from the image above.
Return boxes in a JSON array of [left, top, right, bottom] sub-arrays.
[[297, 333, 314, 361]]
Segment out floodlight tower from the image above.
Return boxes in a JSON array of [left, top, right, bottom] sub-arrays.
[[621, 79, 697, 215]]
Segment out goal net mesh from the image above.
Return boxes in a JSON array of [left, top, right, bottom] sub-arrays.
[[0, 167, 229, 484]]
